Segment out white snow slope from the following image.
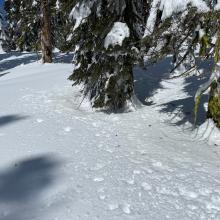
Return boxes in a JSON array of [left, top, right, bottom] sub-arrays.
[[0, 53, 220, 220]]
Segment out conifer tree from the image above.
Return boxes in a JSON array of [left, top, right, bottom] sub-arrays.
[[5, 0, 74, 53], [5, 0, 40, 51], [51, 0, 75, 52], [4, 0, 21, 50], [0, 6, 7, 51], [69, 0, 149, 111], [18, 0, 40, 51], [142, 0, 220, 127]]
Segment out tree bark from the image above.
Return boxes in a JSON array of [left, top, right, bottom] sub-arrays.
[[41, 0, 52, 63]]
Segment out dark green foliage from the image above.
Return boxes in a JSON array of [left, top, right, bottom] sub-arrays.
[[51, 0, 76, 52], [207, 80, 220, 127], [5, 0, 40, 51], [5, 0, 74, 52], [141, 2, 220, 126], [4, 0, 20, 50], [69, 0, 148, 111], [18, 1, 40, 51], [0, 8, 7, 51]]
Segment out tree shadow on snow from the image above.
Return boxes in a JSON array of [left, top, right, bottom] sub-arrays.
[[159, 58, 213, 126], [53, 52, 74, 63], [0, 52, 39, 73], [134, 58, 173, 105], [0, 155, 60, 220], [134, 57, 213, 127], [0, 52, 73, 74], [0, 115, 29, 128], [161, 95, 208, 126]]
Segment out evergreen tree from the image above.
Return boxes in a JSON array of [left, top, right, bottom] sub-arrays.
[[5, 0, 74, 52], [69, 0, 149, 111], [142, 0, 220, 127], [18, 0, 40, 51], [51, 0, 75, 52], [4, 0, 40, 51], [0, 6, 7, 52], [4, 0, 21, 50]]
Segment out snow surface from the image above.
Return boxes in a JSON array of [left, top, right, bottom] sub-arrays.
[[104, 22, 130, 49], [0, 53, 220, 220]]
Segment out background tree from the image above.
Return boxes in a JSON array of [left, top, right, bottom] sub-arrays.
[[5, 0, 40, 52], [5, 0, 74, 53], [4, 0, 20, 51], [41, 0, 52, 63], [51, 0, 75, 52], [0, 4, 8, 52], [18, 0, 40, 51]]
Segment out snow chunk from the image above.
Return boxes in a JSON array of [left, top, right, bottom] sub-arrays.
[[93, 177, 104, 182], [108, 203, 119, 211], [56, 0, 60, 9], [193, 119, 220, 146], [64, 127, 72, 132], [104, 22, 130, 49], [36, 118, 44, 123], [160, 0, 209, 20], [215, 0, 220, 10], [121, 203, 131, 214], [70, 1, 93, 31], [141, 182, 152, 191], [32, 0, 37, 6], [179, 187, 198, 199]]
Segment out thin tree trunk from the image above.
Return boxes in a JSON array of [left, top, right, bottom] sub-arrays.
[[41, 0, 52, 63]]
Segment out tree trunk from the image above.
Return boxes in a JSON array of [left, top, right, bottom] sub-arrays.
[[41, 0, 52, 63]]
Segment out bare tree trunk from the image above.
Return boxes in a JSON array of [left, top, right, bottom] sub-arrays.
[[41, 0, 52, 63]]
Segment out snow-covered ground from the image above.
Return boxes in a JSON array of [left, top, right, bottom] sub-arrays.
[[0, 52, 220, 220]]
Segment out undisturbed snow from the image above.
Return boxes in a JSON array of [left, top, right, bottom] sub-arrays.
[[0, 53, 220, 220]]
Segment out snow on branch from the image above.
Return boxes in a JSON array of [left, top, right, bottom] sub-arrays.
[[144, 0, 209, 37], [104, 22, 130, 49], [70, 1, 94, 31]]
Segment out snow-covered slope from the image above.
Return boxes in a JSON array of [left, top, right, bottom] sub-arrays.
[[0, 53, 220, 220]]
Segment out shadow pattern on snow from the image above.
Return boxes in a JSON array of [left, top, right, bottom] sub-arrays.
[[159, 58, 213, 126], [0, 115, 29, 128], [53, 52, 74, 63], [0, 52, 38, 72], [134, 58, 173, 105], [134, 57, 213, 126], [159, 77, 209, 126], [0, 52, 73, 73], [0, 155, 60, 220]]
